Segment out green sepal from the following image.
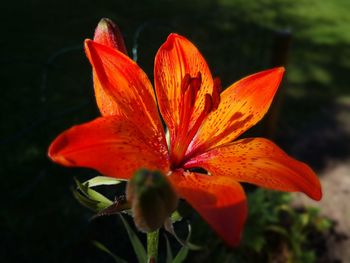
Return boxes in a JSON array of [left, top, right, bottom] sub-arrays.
[[73, 177, 113, 211], [170, 210, 182, 223], [172, 246, 189, 263], [72, 187, 100, 211], [83, 176, 124, 187], [171, 222, 195, 263], [164, 219, 202, 251]]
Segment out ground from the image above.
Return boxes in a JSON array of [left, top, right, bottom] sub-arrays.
[[293, 98, 350, 262]]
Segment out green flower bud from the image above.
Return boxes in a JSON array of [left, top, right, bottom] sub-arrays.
[[126, 169, 178, 232]]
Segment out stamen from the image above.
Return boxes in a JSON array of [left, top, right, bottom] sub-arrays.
[[171, 72, 212, 168], [211, 77, 222, 111], [187, 94, 212, 138], [180, 82, 195, 129], [181, 78, 224, 163], [179, 72, 203, 131], [181, 73, 191, 93], [203, 93, 213, 114], [189, 72, 202, 98]]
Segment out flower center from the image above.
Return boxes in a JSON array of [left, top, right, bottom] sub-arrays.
[[170, 73, 221, 169]]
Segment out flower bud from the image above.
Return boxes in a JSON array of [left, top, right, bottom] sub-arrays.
[[93, 18, 127, 54], [126, 169, 178, 232]]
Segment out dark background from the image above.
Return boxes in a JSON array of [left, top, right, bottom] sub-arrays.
[[1, 0, 350, 262]]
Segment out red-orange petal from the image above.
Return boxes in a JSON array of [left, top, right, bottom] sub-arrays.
[[154, 34, 214, 148], [48, 116, 169, 179], [169, 171, 247, 247], [184, 138, 322, 201], [187, 67, 285, 155], [91, 19, 128, 117], [84, 40, 166, 148]]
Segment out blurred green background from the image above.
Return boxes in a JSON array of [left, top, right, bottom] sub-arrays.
[[1, 0, 350, 262]]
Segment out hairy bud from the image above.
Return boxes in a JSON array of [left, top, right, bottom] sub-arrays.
[[126, 169, 178, 232]]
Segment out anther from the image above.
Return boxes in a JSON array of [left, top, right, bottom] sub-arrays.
[[211, 77, 222, 111], [181, 74, 191, 93], [204, 93, 213, 114]]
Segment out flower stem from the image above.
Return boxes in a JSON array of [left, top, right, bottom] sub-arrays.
[[147, 230, 159, 262]]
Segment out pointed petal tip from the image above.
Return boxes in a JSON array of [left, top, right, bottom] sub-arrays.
[[84, 38, 92, 45], [275, 66, 286, 76], [275, 66, 285, 73], [97, 17, 112, 27], [269, 66, 286, 80], [162, 33, 186, 50], [264, 66, 285, 76], [162, 33, 177, 50], [296, 160, 323, 201], [84, 39, 94, 58], [48, 134, 75, 167], [167, 33, 181, 40], [84, 38, 92, 49], [310, 185, 323, 201]]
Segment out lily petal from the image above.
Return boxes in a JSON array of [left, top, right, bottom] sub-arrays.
[[184, 138, 322, 201], [169, 171, 247, 247], [84, 40, 166, 148], [187, 67, 284, 155], [48, 116, 169, 179], [91, 19, 129, 117], [154, 34, 214, 161]]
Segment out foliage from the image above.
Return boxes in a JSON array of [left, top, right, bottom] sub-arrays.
[[73, 176, 198, 263], [188, 189, 332, 263], [243, 189, 331, 263]]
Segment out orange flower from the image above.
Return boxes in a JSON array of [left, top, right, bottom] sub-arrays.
[[48, 18, 322, 247]]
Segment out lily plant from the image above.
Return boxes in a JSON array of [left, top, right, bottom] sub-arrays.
[[48, 18, 322, 262]]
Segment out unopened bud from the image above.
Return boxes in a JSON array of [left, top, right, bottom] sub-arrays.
[[94, 18, 127, 54], [126, 169, 178, 232]]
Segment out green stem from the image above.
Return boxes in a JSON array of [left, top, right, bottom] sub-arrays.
[[147, 230, 159, 262]]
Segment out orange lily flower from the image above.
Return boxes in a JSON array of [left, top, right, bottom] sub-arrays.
[[48, 18, 322, 247]]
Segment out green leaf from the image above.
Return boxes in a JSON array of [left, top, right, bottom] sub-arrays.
[[300, 213, 310, 228], [315, 218, 332, 232], [172, 246, 189, 263], [118, 214, 147, 263], [249, 236, 265, 253], [92, 240, 128, 263], [277, 204, 294, 214], [165, 234, 173, 263], [266, 225, 289, 238], [83, 176, 124, 187]]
